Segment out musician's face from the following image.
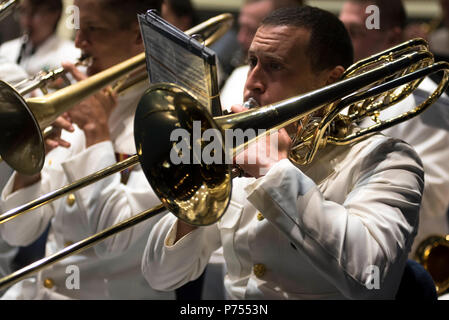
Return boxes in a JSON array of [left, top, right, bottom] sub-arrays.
[[339, 1, 390, 61], [237, 0, 274, 56], [18, 0, 60, 47], [244, 25, 331, 107], [74, 0, 143, 76]]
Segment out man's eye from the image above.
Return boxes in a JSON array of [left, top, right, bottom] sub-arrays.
[[248, 57, 257, 68], [269, 62, 282, 71], [87, 26, 100, 32]]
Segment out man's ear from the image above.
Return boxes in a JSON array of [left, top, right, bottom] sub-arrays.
[[325, 65, 345, 85]]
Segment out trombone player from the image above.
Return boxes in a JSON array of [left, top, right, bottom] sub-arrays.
[[0, 0, 175, 299], [142, 6, 425, 299], [0, 0, 80, 76]]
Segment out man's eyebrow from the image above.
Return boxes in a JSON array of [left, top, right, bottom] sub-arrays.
[[248, 50, 285, 63]]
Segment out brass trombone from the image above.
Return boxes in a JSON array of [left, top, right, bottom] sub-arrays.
[[0, 39, 448, 291], [0, 38, 436, 225], [12, 54, 93, 97], [0, 13, 233, 175]]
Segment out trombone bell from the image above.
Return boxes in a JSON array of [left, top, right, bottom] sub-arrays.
[[415, 235, 449, 295], [0, 81, 45, 175], [134, 84, 231, 226]]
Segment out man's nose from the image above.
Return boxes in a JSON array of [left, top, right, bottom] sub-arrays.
[[74, 30, 89, 50], [244, 64, 265, 96]]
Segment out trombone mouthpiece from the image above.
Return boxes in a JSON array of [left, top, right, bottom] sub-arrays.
[[243, 97, 259, 109], [77, 54, 93, 68]]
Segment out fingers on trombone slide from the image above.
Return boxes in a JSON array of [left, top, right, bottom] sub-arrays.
[[61, 61, 88, 82], [43, 115, 74, 152]]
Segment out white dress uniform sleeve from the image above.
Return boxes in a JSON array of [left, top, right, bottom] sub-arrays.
[[142, 213, 221, 291], [0, 167, 57, 247], [245, 140, 424, 299], [0, 55, 28, 84], [60, 140, 164, 258], [0, 127, 86, 246]]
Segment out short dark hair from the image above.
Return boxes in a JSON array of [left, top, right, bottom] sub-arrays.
[[25, 0, 63, 31], [262, 6, 354, 72], [348, 0, 407, 30], [98, 0, 163, 29], [27, 0, 63, 12]]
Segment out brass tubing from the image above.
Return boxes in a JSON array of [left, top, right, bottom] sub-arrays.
[[0, 155, 140, 224]]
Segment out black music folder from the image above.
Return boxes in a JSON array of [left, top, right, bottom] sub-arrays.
[[138, 10, 222, 116]]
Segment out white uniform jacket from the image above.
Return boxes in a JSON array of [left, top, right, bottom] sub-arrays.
[[0, 55, 28, 85], [0, 34, 80, 76], [363, 77, 449, 255], [142, 134, 424, 299], [0, 82, 174, 300]]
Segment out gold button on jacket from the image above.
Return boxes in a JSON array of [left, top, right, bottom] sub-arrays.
[[43, 278, 55, 289], [256, 212, 264, 221], [66, 194, 76, 206], [253, 263, 266, 278]]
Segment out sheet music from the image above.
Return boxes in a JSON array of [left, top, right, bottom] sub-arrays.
[[138, 11, 221, 116]]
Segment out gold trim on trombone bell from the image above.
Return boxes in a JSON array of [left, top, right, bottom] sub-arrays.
[[415, 235, 449, 295]]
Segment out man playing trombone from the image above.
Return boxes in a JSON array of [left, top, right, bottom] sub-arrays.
[[0, 0, 80, 76], [142, 6, 425, 299], [0, 0, 175, 300]]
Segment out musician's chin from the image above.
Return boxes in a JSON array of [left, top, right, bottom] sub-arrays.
[[87, 63, 100, 77]]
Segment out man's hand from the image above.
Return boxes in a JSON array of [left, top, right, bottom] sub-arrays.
[[231, 104, 292, 178], [44, 113, 74, 153], [62, 62, 117, 147], [12, 114, 75, 192]]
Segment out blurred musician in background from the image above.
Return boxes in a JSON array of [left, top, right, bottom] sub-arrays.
[[161, 0, 198, 32], [428, 0, 449, 61], [0, 0, 176, 300], [0, 0, 80, 76]]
